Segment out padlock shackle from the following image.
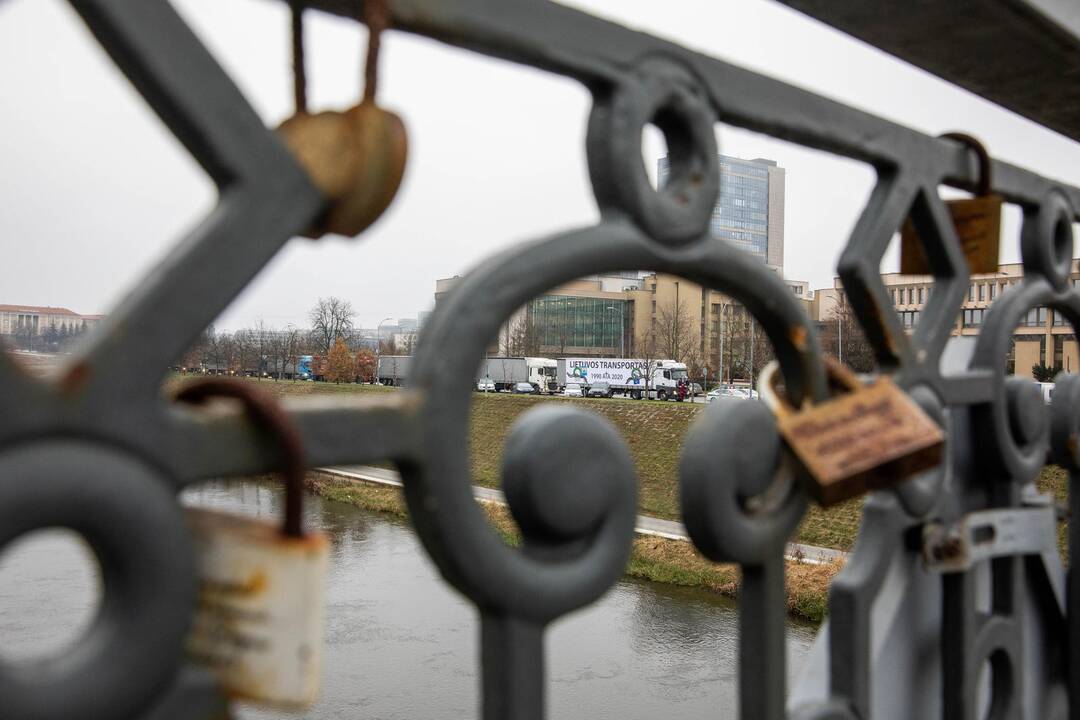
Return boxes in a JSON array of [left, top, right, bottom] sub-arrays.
[[176, 379, 306, 538], [759, 356, 863, 418], [941, 132, 992, 197]]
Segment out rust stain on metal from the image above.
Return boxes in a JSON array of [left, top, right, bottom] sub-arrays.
[[59, 361, 92, 395], [789, 325, 808, 352]]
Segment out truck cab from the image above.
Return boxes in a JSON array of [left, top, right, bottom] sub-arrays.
[[525, 357, 558, 393], [652, 360, 690, 400]]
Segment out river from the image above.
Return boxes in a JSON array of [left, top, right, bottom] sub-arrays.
[[0, 479, 816, 719]]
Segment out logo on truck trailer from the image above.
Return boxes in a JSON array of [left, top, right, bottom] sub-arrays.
[[564, 358, 649, 386]]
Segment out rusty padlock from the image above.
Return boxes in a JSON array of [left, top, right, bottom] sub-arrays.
[[900, 132, 1002, 275], [177, 380, 329, 708], [758, 358, 944, 507], [277, 0, 407, 238]]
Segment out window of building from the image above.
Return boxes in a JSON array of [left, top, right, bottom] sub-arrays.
[[1021, 307, 1048, 327], [990, 283, 997, 300], [1054, 310, 1067, 327], [890, 289, 897, 305], [917, 287, 925, 305], [963, 308, 984, 327], [969, 284, 975, 301], [978, 284, 986, 301]]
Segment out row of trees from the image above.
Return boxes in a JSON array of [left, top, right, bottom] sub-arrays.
[[6, 322, 91, 353], [176, 291, 878, 387], [179, 297, 391, 380]]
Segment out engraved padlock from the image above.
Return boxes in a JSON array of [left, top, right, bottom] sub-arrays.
[[758, 358, 944, 507], [901, 132, 1002, 275], [177, 380, 329, 708]]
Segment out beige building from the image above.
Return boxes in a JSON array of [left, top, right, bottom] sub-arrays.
[[811, 260, 1080, 378], [435, 271, 808, 382], [0, 305, 103, 337]]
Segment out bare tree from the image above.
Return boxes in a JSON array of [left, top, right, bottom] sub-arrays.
[[233, 328, 258, 376], [309, 297, 356, 356], [655, 297, 695, 361], [268, 325, 301, 380], [819, 294, 876, 373], [634, 328, 661, 399], [506, 311, 541, 357]]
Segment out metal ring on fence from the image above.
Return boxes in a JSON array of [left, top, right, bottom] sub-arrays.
[[1021, 191, 1076, 292], [404, 221, 824, 622], [586, 57, 719, 246], [971, 279, 1080, 483], [0, 440, 195, 720]]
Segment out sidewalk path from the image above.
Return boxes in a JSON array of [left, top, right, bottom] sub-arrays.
[[317, 465, 848, 565]]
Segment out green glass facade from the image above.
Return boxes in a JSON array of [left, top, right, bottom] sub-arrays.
[[529, 296, 628, 351]]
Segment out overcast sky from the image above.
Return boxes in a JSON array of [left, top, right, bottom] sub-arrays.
[[2, 0, 1078, 331]]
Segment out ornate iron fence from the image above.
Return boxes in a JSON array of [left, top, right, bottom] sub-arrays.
[[2, 1, 1079, 718]]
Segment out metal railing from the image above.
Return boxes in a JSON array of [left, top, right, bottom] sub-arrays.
[[2, 1, 1079, 718]]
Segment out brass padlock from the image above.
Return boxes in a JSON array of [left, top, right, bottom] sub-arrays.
[[759, 359, 944, 507], [276, 0, 407, 239], [278, 102, 407, 238], [900, 132, 1002, 275], [177, 380, 329, 708]]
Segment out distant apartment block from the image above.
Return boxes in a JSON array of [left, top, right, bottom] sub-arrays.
[[658, 154, 785, 271]]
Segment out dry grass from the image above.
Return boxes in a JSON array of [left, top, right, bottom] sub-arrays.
[[1038, 465, 1069, 561]]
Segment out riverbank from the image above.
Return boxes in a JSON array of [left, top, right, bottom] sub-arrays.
[[306, 471, 841, 623], [220, 377, 867, 551]]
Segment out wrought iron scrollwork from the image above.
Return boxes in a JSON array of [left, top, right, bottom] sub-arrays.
[[1, 1, 1079, 718]]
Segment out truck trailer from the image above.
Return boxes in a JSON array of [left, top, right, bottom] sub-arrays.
[[558, 357, 690, 400], [376, 355, 411, 386], [477, 356, 558, 393]]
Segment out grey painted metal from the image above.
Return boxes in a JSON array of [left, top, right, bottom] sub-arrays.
[[1, 1, 1078, 719]]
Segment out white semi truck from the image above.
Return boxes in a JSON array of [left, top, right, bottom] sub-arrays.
[[478, 356, 558, 393], [558, 357, 690, 400]]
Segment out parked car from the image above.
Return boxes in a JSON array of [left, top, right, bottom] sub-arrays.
[[563, 383, 583, 397], [513, 382, 538, 394], [707, 386, 755, 402], [477, 377, 496, 392], [586, 381, 613, 398]]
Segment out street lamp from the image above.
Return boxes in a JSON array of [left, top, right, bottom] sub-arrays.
[[376, 317, 393, 383], [606, 306, 625, 358]]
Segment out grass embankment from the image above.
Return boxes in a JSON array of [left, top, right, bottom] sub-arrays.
[[236, 378, 867, 551], [307, 472, 842, 623]]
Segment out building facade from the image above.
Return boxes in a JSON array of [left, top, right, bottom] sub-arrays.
[[0, 305, 103, 338], [435, 272, 808, 385], [658, 154, 786, 271], [811, 260, 1080, 378]]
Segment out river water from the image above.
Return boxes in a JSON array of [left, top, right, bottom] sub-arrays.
[[0, 479, 816, 719]]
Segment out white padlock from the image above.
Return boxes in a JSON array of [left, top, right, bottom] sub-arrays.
[[178, 380, 329, 708]]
